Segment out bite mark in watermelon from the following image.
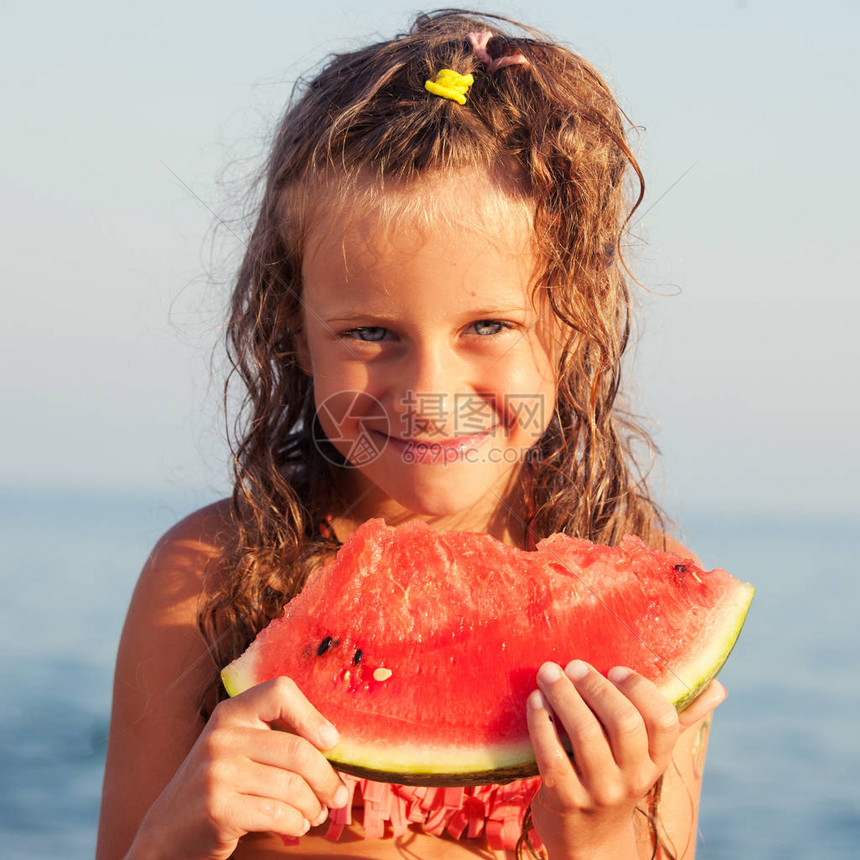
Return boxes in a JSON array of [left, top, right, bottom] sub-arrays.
[[222, 519, 753, 786]]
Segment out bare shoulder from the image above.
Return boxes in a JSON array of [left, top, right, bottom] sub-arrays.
[[129, 499, 231, 620], [97, 498, 235, 859], [112, 499, 235, 678]]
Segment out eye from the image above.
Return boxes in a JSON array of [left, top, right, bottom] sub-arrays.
[[471, 320, 511, 336], [343, 326, 388, 342]]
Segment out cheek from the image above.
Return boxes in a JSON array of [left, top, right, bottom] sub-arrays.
[[487, 356, 557, 440]]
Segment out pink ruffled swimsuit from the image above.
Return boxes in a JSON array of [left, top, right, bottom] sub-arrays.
[[281, 774, 542, 852]]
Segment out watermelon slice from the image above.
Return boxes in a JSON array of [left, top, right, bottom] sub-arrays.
[[222, 519, 753, 786]]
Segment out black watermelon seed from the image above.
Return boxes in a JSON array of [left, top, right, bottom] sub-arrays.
[[353, 649, 363, 666], [317, 636, 334, 656], [673, 564, 687, 572]]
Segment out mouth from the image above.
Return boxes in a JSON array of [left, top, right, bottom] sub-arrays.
[[370, 426, 498, 459]]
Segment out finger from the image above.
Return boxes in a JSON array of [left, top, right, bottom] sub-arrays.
[[678, 680, 727, 730], [234, 760, 327, 825], [246, 727, 349, 810], [218, 676, 340, 750], [526, 690, 582, 808], [606, 667, 679, 768], [536, 662, 616, 786], [205, 724, 348, 810], [225, 792, 313, 838], [565, 661, 650, 772]]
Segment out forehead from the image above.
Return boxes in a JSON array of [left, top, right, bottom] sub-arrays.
[[300, 170, 540, 302], [302, 169, 535, 258]]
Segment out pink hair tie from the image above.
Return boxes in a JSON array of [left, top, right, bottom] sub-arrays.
[[467, 30, 529, 72]]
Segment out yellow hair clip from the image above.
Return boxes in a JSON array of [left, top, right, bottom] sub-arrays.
[[424, 69, 474, 105]]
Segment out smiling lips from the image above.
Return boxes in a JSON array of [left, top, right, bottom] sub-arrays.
[[372, 427, 497, 461]]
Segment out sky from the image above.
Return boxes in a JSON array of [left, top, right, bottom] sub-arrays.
[[2, 0, 858, 520]]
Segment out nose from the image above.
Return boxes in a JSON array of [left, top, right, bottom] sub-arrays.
[[389, 342, 463, 438]]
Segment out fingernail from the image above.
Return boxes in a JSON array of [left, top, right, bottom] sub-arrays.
[[318, 723, 340, 749], [312, 807, 329, 827], [608, 666, 632, 684], [301, 818, 311, 835], [527, 689, 549, 711], [565, 660, 589, 681], [333, 785, 350, 808], [537, 662, 563, 684]]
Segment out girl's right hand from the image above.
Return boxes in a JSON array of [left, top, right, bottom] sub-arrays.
[[128, 676, 349, 860]]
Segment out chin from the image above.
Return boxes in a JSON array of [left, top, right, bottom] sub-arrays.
[[372, 465, 519, 520], [377, 481, 468, 518], [401, 493, 474, 519]]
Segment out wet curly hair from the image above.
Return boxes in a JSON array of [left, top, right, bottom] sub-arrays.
[[199, 9, 676, 857]]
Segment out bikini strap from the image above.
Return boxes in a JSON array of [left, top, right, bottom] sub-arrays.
[[319, 514, 343, 546]]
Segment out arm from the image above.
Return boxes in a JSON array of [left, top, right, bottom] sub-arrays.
[[96, 502, 346, 860], [645, 711, 714, 859]]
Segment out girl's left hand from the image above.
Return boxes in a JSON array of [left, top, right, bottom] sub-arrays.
[[527, 661, 726, 859]]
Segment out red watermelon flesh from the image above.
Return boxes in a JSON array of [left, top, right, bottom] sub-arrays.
[[222, 519, 753, 785]]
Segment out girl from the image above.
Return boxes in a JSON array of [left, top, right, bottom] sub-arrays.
[[97, 10, 726, 860]]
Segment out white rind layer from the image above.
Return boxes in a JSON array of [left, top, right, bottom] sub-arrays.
[[221, 653, 259, 698], [329, 737, 537, 777]]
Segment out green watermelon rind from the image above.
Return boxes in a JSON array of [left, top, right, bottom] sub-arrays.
[[220, 580, 754, 786], [661, 580, 754, 712]]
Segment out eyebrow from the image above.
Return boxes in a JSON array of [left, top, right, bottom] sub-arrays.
[[326, 307, 532, 322], [326, 313, 398, 323]]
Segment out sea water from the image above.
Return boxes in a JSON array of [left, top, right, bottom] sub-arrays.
[[1, 488, 858, 859]]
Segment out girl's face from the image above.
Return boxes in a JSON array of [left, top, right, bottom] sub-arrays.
[[298, 176, 560, 537]]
